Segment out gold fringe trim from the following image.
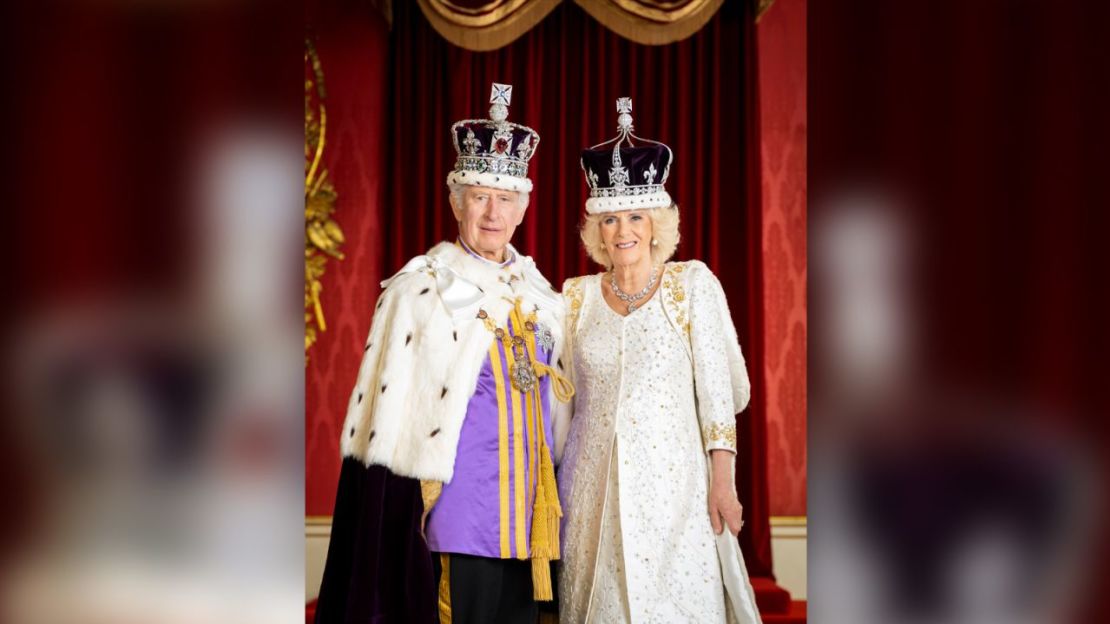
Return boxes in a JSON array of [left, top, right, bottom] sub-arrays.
[[607, 0, 717, 23]]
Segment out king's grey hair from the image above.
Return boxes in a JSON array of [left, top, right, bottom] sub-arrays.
[[448, 182, 530, 210]]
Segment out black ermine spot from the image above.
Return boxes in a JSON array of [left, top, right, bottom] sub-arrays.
[[430, 428, 440, 437], [441, 387, 448, 399], [405, 333, 413, 346], [420, 288, 430, 295]]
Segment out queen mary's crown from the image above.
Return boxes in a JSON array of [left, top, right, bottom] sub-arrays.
[[580, 97, 673, 214]]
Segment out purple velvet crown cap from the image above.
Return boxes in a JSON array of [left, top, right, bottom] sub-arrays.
[[448, 82, 540, 194], [580, 142, 672, 190], [580, 96, 674, 214]]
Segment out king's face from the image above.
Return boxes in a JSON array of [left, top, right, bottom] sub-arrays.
[[452, 185, 525, 262]]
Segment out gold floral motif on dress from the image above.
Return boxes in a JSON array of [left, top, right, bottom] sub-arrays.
[[564, 276, 586, 337], [702, 422, 737, 448], [661, 263, 691, 336]]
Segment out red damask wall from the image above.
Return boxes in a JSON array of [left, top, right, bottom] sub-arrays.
[[758, 0, 807, 517], [305, 0, 389, 516]]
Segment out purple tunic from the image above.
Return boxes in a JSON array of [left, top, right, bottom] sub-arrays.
[[424, 314, 554, 560]]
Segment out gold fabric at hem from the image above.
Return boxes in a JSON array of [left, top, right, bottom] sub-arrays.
[[438, 553, 452, 624]]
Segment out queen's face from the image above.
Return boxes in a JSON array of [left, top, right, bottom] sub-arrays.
[[599, 210, 653, 268]]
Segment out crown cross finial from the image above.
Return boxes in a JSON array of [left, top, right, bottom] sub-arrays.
[[616, 97, 633, 132], [491, 83, 513, 106], [489, 83, 512, 123]]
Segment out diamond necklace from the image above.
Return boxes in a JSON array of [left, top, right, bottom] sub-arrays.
[[609, 265, 659, 313]]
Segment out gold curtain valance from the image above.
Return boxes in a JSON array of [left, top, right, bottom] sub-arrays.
[[413, 0, 728, 51], [573, 0, 725, 46], [415, 0, 563, 51]]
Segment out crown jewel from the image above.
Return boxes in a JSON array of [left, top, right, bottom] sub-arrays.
[[580, 97, 674, 214], [448, 82, 540, 193]]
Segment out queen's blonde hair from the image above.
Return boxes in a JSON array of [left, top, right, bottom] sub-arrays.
[[579, 206, 680, 269]]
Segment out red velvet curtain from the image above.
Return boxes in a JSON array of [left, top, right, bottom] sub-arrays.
[[383, 0, 772, 576]]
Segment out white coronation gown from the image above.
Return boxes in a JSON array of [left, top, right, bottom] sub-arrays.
[[556, 261, 763, 624]]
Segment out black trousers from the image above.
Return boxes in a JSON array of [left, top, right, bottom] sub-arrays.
[[431, 552, 538, 624]]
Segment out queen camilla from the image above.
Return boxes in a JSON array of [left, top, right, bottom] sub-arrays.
[[555, 99, 763, 623]]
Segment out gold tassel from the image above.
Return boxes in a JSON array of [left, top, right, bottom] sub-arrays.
[[503, 297, 568, 600], [529, 423, 563, 600], [531, 555, 553, 601]]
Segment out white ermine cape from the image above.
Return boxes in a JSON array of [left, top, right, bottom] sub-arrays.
[[338, 242, 566, 483]]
